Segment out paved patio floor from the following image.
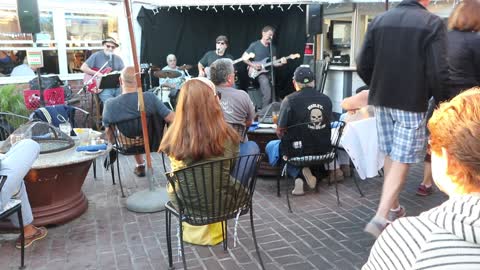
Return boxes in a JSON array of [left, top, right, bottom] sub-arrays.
[[1, 153, 447, 270]]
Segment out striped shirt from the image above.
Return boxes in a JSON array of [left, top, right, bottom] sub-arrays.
[[363, 195, 480, 270]]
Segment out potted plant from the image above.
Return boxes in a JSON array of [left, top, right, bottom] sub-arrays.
[[0, 84, 30, 140]]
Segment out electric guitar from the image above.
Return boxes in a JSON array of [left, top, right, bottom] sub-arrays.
[[204, 52, 255, 79], [83, 67, 113, 94], [248, 53, 301, 79]]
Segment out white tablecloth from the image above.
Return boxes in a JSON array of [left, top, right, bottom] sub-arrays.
[[340, 117, 385, 180]]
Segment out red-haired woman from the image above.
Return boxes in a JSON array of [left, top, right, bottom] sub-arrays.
[[159, 77, 241, 245], [363, 87, 480, 269]]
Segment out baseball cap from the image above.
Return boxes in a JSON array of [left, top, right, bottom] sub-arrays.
[[293, 65, 314, 84]]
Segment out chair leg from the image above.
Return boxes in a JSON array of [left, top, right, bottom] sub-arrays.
[[93, 159, 97, 179], [222, 220, 228, 251], [115, 157, 125, 197], [334, 160, 341, 206], [285, 172, 293, 213], [250, 207, 265, 270], [178, 216, 188, 270], [110, 160, 116, 185], [165, 210, 174, 270], [17, 207, 25, 269], [352, 172, 364, 197], [276, 173, 281, 197]]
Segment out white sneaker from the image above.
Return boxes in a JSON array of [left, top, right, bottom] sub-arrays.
[[302, 167, 317, 189], [292, 178, 305, 196]]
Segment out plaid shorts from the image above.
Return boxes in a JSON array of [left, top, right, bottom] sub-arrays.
[[375, 106, 427, 163]]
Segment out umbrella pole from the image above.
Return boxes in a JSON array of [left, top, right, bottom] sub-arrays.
[[123, 0, 168, 212]]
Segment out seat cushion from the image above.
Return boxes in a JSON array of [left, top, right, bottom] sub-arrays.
[[1, 199, 21, 215], [287, 152, 335, 167]]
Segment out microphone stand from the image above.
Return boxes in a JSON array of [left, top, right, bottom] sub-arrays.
[[268, 39, 276, 102], [78, 60, 109, 95]]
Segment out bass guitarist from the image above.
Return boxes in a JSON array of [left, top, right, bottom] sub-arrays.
[[242, 25, 286, 109], [81, 37, 125, 102]]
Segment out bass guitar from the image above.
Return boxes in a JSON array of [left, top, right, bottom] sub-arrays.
[[247, 53, 301, 79], [83, 67, 113, 94], [204, 52, 255, 79]]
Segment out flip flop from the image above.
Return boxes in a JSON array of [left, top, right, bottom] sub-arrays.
[[16, 226, 48, 249]]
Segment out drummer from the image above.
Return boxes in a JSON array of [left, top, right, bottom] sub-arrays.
[[158, 54, 185, 90]]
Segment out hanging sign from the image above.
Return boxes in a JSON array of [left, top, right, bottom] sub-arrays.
[[27, 50, 44, 68]]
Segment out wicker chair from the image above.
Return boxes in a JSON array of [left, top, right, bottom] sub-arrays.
[[109, 114, 165, 197], [164, 154, 265, 270]]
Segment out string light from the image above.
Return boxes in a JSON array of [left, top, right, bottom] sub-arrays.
[[196, 5, 202, 11], [278, 5, 284, 12], [297, 5, 304, 12], [238, 5, 244, 13], [259, 4, 264, 10], [213, 6, 218, 12], [230, 5, 235, 11], [249, 5, 254, 12], [288, 4, 292, 10]]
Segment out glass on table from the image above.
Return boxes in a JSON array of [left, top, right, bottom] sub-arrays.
[[9, 133, 25, 145], [272, 111, 279, 125], [59, 122, 72, 135]]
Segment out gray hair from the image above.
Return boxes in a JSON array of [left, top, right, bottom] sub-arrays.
[[166, 54, 176, 62], [209, 58, 234, 85]]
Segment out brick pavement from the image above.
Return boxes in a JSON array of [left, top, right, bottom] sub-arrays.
[[0, 153, 447, 270]]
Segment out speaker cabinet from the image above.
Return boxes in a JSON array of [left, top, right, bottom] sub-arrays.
[[307, 4, 323, 36], [17, 0, 40, 33]]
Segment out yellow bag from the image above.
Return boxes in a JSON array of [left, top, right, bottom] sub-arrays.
[[182, 221, 225, 246]]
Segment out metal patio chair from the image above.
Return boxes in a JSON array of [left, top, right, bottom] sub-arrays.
[[164, 154, 265, 270]]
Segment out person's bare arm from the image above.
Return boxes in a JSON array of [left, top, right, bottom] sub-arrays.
[[164, 112, 175, 124], [341, 90, 369, 111], [104, 127, 114, 143], [197, 63, 206, 77], [80, 62, 96, 76]]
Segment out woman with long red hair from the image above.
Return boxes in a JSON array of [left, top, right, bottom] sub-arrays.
[[159, 77, 241, 246]]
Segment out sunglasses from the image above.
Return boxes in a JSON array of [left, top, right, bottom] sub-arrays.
[[216, 42, 226, 45], [105, 45, 116, 49]]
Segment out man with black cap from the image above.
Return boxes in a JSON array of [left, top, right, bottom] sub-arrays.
[[197, 35, 234, 78], [266, 65, 334, 195], [81, 37, 125, 102]]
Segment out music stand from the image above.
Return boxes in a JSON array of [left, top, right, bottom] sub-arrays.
[[99, 72, 121, 89]]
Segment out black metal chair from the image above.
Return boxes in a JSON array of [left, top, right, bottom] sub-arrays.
[[0, 175, 25, 269], [109, 114, 165, 197], [164, 154, 265, 270], [0, 112, 30, 141], [277, 121, 362, 211]]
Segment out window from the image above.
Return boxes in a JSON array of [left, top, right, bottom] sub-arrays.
[[65, 13, 118, 73]]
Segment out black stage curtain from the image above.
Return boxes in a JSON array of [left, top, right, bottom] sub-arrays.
[[137, 5, 307, 98]]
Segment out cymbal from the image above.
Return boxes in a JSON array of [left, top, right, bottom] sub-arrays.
[[153, 70, 182, 79], [178, 64, 193, 70]]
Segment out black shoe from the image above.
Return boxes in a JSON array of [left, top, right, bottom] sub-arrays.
[[134, 165, 146, 177]]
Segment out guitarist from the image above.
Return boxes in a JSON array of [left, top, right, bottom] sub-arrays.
[[197, 35, 234, 77], [242, 25, 287, 109], [81, 37, 125, 102]]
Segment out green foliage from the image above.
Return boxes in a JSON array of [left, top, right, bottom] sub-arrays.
[[0, 84, 29, 116]]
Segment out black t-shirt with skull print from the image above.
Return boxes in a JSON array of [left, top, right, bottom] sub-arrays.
[[278, 87, 333, 156]]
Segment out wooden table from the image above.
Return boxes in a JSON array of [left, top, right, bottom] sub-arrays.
[[247, 127, 281, 177]]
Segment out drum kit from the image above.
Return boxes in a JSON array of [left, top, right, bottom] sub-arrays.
[[142, 64, 193, 110]]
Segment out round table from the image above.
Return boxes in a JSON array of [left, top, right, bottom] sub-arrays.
[[24, 142, 111, 226]]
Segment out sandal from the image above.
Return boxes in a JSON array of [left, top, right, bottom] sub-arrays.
[[16, 226, 48, 249]]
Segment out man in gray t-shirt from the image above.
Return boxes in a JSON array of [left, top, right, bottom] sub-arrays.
[[81, 37, 125, 103], [210, 58, 258, 157], [242, 26, 286, 109], [103, 66, 174, 177]]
